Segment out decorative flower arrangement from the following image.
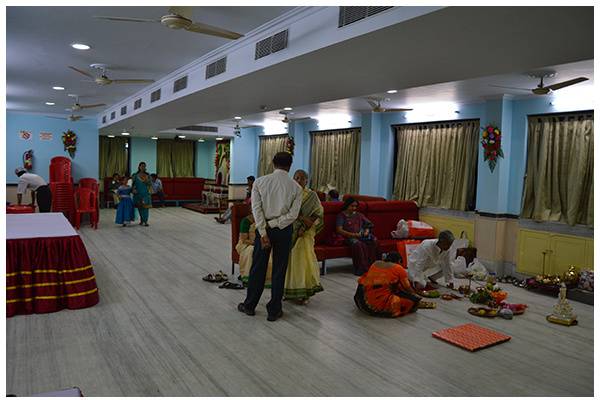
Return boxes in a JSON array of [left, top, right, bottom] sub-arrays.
[[481, 124, 504, 173], [23, 149, 33, 170], [62, 130, 77, 158], [285, 135, 295, 155]]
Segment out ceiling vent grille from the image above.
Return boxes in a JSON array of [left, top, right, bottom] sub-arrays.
[[134, 98, 142, 110], [120, 106, 127, 116], [338, 6, 393, 27], [102, 115, 107, 124], [255, 29, 289, 60], [206, 57, 227, 79], [110, 111, 116, 120], [176, 125, 219, 133], [173, 76, 188, 93], [150, 89, 161, 103]]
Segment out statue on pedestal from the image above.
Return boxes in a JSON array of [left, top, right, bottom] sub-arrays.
[[546, 283, 578, 326]]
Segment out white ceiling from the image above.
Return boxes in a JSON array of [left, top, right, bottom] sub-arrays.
[[6, 6, 294, 117]]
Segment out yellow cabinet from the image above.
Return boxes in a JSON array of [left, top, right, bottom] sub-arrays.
[[419, 214, 475, 245], [517, 229, 594, 275]]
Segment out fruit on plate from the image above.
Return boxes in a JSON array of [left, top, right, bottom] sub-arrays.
[[419, 290, 440, 298]]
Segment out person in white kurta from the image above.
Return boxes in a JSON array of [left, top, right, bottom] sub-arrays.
[[407, 230, 455, 289]]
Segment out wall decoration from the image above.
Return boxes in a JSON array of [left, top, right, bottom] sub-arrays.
[[481, 124, 504, 173], [39, 131, 53, 141], [286, 135, 295, 155], [214, 140, 231, 185], [62, 129, 78, 158], [19, 130, 32, 141], [23, 149, 33, 170]]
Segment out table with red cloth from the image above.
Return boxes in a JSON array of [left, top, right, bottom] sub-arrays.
[[6, 213, 99, 317]]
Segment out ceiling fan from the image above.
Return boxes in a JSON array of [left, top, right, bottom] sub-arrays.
[[490, 73, 589, 95], [365, 97, 413, 113], [69, 64, 155, 86], [93, 6, 244, 40], [231, 119, 260, 137], [46, 114, 83, 122], [67, 94, 105, 111]]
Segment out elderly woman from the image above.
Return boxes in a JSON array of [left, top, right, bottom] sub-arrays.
[[336, 197, 380, 275], [354, 252, 421, 317], [407, 230, 455, 289], [284, 170, 324, 304], [236, 213, 272, 287]]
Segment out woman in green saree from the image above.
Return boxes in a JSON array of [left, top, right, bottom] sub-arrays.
[[131, 161, 153, 226], [284, 170, 324, 304]]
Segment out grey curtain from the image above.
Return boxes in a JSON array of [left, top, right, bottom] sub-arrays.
[[309, 128, 361, 195], [392, 120, 479, 210], [521, 113, 593, 226], [258, 135, 287, 176]]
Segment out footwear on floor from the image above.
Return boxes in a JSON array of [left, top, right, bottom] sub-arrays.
[[267, 310, 283, 322], [237, 303, 255, 316]]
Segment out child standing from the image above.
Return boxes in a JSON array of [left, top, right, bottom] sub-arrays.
[[115, 177, 135, 227]]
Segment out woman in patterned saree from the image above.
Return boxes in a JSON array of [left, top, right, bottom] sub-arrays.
[[236, 213, 273, 287], [131, 162, 152, 226], [284, 170, 324, 304]]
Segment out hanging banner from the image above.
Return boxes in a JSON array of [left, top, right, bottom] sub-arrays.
[[19, 130, 32, 141], [39, 131, 53, 141]]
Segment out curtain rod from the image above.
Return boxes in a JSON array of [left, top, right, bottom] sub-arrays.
[[309, 126, 361, 134], [258, 134, 288, 138], [528, 109, 594, 118], [391, 118, 480, 129]]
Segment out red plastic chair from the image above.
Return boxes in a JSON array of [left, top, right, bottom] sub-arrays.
[[78, 178, 100, 215], [49, 157, 73, 183], [74, 188, 98, 229]]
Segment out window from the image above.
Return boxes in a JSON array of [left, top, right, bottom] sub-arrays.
[[102, 115, 107, 124], [521, 112, 593, 226], [173, 76, 188, 93], [134, 98, 142, 110], [110, 111, 116, 120], [255, 30, 288, 60], [338, 6, 393, 27], [392, 120, 479, 211], [120, 106, 127, 116], [151, 89, 161, 103], [206, 57, 227, 79]]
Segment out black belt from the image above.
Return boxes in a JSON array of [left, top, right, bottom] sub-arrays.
[[35, 185, 49, 191]]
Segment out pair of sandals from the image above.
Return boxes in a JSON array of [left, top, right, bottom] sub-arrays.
[[202, 271, 228, 283]]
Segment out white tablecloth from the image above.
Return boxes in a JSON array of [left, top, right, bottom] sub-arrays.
[[6, 212, 77, 240]]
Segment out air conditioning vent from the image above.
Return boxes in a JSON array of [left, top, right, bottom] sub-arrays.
[[150, 89, 161, 103], [206, 57, 227, 79], [173, 76, 188, 93], [255, 29, 288, 60], [120, 106, 127, 116], [110, 111, 116, 120], [176, 125, 219, 133], [134, 98, 142, 110], [338, 6, 393, 27], [102, 115, 107, 124]]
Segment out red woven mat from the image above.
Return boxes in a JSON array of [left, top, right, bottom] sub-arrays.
[[432, 323, 511, 351]]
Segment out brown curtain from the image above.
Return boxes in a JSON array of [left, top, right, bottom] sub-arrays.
[[310, 128, 361, 195], [157, 139, 195, 178], [393, 120, 479, 211], [258, 135, 287, 176], [99, 136, 128, 183], [521, 113, 593, 226]]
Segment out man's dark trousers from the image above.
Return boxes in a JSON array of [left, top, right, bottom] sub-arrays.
[[243, 225, 292, 317]]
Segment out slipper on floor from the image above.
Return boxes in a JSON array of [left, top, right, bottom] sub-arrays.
[[203, 273, 221, 282], [219, 281, 245, 290], [214, 271, 228, 282]]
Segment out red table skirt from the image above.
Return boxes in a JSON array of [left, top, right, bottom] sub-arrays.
[[6, 235, 99, 317]]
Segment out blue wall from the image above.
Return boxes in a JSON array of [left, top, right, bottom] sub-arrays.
[[6, 112, 98, 183], [230, 127, 259, 183], [195, 140, 216, 179], [129, 137, 157, 174]]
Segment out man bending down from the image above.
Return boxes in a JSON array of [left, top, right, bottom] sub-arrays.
[[407, 230, 455, 290]]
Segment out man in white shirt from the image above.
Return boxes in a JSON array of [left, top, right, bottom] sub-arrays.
[[407, 230, 455, 290], [15, 167, 52, 212], [238, 152, 302, 322]]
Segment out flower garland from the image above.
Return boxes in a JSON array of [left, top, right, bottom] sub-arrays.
[[481, 124, 504, 173], [62, 130, 77, 158], [285, 135, 295, 155]]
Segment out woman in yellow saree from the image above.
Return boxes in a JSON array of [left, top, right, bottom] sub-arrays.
[[284, 170, 324, 304], [236, 214, 273, 287]]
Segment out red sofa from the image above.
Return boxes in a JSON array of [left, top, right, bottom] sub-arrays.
[[229, 200, 419, 275], [342, 194, 386, 202], [103, 177, 205, 207]]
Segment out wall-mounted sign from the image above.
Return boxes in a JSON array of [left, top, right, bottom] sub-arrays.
[[39, 132, 53, 141], [19, 130, 32, 141]]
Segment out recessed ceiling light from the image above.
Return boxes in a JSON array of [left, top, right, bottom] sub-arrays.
[[234, 116, 242, 120], [52, 86, 65, 91], [387, 89, 398, 94], [45, 102, 55, 105], [177, 135, 186, 139], [121, 132, 130, 136], [71, 43, 90, 50], [283, 107, 293, 111], [198, 139, 205, 142], [151, 136, 158, 140], [216, 137, 223, 140], [107, 135, 115, 138]]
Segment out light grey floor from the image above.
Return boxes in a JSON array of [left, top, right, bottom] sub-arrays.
[[6, 208, 594, 396]]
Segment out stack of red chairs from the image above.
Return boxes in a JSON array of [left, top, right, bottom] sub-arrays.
[[78, 178, 100, 227], [49, 156, 75, 222], [74, 188, 98, 229]]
